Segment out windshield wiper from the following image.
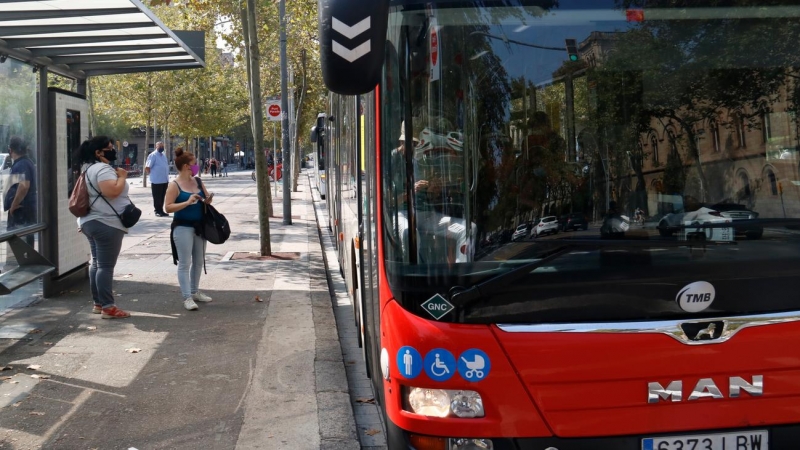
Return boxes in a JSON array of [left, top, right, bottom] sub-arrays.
[[449, 245, 574, 310]]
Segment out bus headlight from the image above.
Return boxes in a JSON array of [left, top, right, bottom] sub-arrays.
[[449, 390, 484, 418], [407, 388, 484, 418]]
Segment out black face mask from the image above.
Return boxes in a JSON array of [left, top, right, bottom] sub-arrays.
[[104, 149, 117, 162]]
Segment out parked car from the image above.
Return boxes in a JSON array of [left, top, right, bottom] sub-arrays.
[[709, 203, 763, 239], [511, 224, 529, 241], [558, 212, 588, 231], [533, 216, 559, 237], [657, 207, 727, 237]]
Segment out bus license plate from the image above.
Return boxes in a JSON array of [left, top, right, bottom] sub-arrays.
[[642, 430, 768, 450]]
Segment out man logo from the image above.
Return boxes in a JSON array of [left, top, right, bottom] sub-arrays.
[[676, 281, 716, 313], [695, 323, 716, 339]]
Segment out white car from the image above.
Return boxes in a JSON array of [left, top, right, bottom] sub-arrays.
[[658, 206, 735, 241], [533, 216, 559, 237], [512, 224, 529, 241]]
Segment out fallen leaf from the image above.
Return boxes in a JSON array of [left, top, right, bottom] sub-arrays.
[[126, 348, 141, 353], [8, 380, 19, 384], [43, 342, 54, 346], [254, 296, 263, 302], [86, 326, 97, 331], [365, 429, 381, 436], [31, 374, 50, 379], [115, 294, 122, 297], [29, 412, 45, 416], [12, 402, 21, 407], [27, 364, 41, 370], [1, 376, 12, 381], [29, 329, 42, 334], [0, 366, 11, 371], [131, 299, 139, 302], [121, 274, 133, 278], [355, 398, 375, 404]]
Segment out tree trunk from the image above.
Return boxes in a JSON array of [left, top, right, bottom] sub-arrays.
[[242, 0, 273, 255]]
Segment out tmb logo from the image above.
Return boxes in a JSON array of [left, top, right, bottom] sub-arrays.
[[676, 281, 716, 313]]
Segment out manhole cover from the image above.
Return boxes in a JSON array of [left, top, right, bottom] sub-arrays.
[[230, 252, 300, 261]]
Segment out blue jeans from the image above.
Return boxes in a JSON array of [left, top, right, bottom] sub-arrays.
[[173, 226, 205, 299], [81, 220, 125, 308]]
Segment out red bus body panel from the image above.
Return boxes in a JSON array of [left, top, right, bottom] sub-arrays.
[[492, 323, 800, 437]]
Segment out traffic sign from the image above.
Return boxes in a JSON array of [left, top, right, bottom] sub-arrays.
[[122, 141, 129, 148], [421, 294, 454, 320], [266, 97, 281, 122]]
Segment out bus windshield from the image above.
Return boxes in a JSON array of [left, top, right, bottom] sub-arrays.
[[380, 0, 800, 323]]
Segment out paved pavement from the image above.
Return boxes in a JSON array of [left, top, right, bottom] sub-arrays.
[[0, 169, 361, 449]]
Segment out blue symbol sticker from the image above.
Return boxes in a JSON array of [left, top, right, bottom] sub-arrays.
[[423, 348, 456, 382], [396, 346, 422, 379], [457, 349, 491, 382]]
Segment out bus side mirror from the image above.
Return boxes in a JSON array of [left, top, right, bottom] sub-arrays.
[[310, 126, 319, 143], [318, 0, 389, 95]]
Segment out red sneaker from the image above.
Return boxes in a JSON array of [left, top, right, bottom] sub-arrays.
[[101, 306, 130, 319], [92, 305, 102, 314]]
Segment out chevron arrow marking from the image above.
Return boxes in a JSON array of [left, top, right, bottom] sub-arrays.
[[332, 40, 371, 63], [332, 16, 371, 40]]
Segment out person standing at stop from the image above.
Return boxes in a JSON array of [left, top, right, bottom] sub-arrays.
[[145, 141, 170, 217]]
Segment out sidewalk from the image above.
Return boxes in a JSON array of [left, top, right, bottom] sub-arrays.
[[0, 170, 359, 449]]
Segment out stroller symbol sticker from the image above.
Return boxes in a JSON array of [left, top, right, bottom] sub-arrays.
[[458, 349, 491, 382], [423, 349, 455, 381]]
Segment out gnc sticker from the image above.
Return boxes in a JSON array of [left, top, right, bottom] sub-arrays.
[[676, 281, 716, 312]]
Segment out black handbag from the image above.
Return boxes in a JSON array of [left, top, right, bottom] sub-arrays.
[[86, 169, 141, 228], [118, 203, 142, 228], [202, 202, 230, 244]]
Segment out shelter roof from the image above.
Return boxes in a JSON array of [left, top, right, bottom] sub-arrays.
[[0, 0, 205, 79]]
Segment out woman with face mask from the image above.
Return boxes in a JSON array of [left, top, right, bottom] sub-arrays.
[[76, 136, 131, 319], [164, 147, 214, 311]]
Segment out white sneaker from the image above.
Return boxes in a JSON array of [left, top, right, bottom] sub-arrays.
[[184, 298, 199, 311], [192, 292, 213, 303]]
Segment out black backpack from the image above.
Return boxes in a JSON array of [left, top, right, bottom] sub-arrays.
[[202, 202, 230, 244], [194, 177, 230, 244]]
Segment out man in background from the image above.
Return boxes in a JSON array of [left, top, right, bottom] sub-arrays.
[[5, 136, 37, 246], [145, 141, 170, 217]]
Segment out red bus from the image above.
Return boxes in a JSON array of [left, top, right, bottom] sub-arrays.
[[319, 1, 800, 448]]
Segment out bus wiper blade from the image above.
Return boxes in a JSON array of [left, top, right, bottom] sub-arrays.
[[449, 246, 573, 309]]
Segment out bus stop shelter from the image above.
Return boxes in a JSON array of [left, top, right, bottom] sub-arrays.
[[0, 0, 205, 300]]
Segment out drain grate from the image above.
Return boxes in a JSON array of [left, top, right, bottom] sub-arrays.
[[229, 252, 300, 261]]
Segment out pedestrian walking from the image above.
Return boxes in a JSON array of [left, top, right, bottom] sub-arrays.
[[198, 157, 205, 178], [5, 136, 37, 247], [210, 157, 218, 177], [165, 147, 214, 311], [221, 159, 228, 177], [145, 141, 170, 217], [76, 136, 131, 319]]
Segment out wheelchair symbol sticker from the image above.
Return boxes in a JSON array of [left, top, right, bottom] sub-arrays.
[[396, 346, 422, 379], [457, 349, 491, 382], [423, 348, 456, 382]]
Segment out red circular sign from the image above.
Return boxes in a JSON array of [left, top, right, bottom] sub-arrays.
[[431, 29, 438, 66], [268, 104, 281, 117]]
